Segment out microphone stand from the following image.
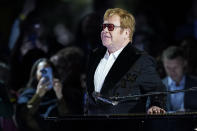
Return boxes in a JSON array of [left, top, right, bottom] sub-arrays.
[[96, 87, 197, 106]]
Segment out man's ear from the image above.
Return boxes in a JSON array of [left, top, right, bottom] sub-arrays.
[[124, 28, 130, 38]]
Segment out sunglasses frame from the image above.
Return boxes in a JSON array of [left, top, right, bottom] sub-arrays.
[[102, 24, 121, 31]]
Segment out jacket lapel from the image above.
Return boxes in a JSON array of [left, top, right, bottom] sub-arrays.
[[87, 47, 106, 94], [100, 43, 141, 95]]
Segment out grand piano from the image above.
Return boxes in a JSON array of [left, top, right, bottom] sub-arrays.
[[45, 112, 197, 131], [45, 88, 197, 131]]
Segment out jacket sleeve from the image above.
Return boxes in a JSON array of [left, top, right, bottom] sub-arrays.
[[16, 93, 42, 131], [138, 54, 166, 110], [28, 94, 69, 116], [27, 94, 42, 115]]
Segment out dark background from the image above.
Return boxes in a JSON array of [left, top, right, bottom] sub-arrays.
[[0, 0, 194, 49]]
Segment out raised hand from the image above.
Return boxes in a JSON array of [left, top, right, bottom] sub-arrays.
[[53, 78, 63, 100], [36, 77, 50, 97]]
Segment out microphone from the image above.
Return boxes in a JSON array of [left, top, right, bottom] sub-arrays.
[[96, 87, 197, 106]]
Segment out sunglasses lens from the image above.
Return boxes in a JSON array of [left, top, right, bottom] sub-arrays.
[[102, 24, 107, 30], [108, 24, 114, 31], [102, 24, 115, 31]]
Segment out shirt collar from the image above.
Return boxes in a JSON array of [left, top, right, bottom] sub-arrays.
[[104, 46, 125, 60], [168, 75, 186, 87]]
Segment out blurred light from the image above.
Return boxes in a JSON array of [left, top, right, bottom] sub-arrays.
[[34, 24, 40, 29]]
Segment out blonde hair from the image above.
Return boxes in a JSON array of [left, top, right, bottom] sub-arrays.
[[104, 8, 135, 42]]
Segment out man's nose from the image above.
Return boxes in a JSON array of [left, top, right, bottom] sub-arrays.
[[171, 69, 176, 73], [103, 26, 109, 32], [170, 70, 176, 76]]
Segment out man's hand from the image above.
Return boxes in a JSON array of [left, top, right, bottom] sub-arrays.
[[147, 106, 166, 114]]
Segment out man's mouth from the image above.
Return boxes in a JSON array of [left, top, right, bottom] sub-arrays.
[[103, 35, 111, 39]]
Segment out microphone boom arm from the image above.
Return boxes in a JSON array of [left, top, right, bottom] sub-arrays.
[[97, 87, 197, 106]]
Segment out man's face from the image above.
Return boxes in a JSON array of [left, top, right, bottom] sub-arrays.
[[101, 15, 127, 50], [163, 57, 185, 83]]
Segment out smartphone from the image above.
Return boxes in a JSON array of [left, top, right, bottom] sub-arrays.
[[40, 67, 53, 89]]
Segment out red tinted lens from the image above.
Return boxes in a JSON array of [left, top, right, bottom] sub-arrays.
[[102, 24, 107, 30], [102, 24, 114, 31], [107, 24, 114, 31]]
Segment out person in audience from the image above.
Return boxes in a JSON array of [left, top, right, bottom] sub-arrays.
[[162, 46, 197, 112], [146, 46, 197, 131], [50, 46, 85, 114], [16, 58, 68, 131]]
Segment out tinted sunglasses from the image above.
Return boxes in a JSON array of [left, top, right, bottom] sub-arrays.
[[102, 24, 121, 31]]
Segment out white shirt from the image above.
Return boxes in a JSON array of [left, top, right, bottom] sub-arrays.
[[94, 47, 124, 93]]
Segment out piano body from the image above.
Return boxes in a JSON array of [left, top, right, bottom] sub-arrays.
[[45, 112, 197, 131], [45, 89, 197, 131]]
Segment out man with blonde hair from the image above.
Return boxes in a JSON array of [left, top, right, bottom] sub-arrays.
[[86, 8, 166, 115]]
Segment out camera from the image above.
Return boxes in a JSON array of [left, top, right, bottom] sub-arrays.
[[40, 67, 53, 89]]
